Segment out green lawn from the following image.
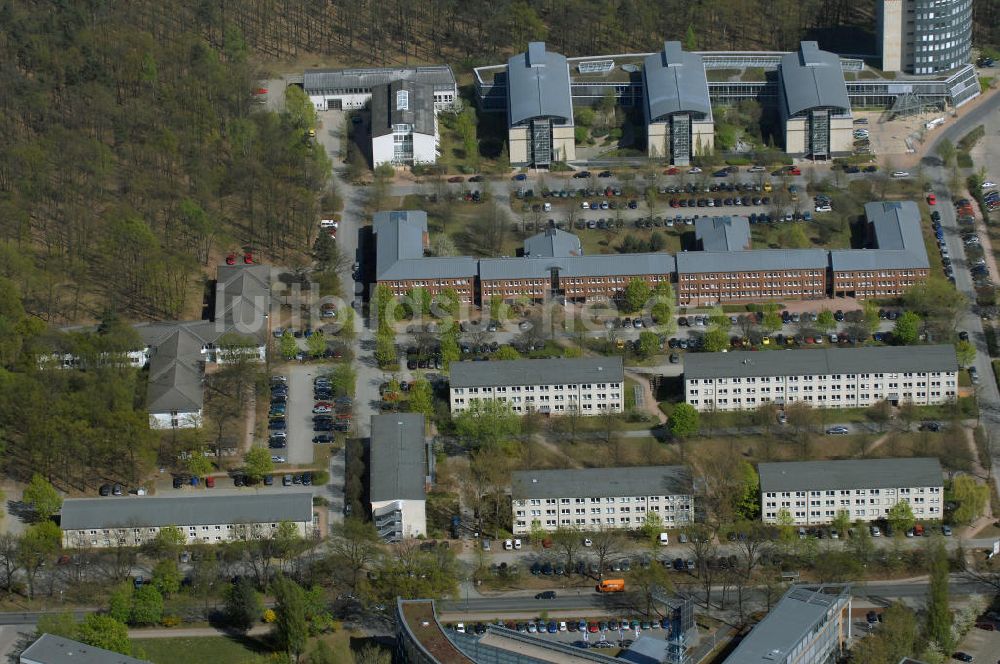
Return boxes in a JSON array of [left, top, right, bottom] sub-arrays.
[[134, 636, 269, 664]]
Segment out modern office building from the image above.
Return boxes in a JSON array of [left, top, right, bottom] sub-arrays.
[[683, 345, 959, 412], [879, 0, 973, 74], [303, 66, 458, 111], [371, 80, 438, 166], [510, 465, 694, 535], [723, 585, 851, 664], [676, 249, 829, 306], [372, 210, 477, 303], [506, 42, 576, 167], [20, 634, 150, 664], [830, 201, 930, 297], [60, 493, 314, 548], [450, 357, 625, 416], [642, 42, 714, 164], [369, 414, 429, 542], [778, 42, 853, 159], [758, 458, 944, 526]]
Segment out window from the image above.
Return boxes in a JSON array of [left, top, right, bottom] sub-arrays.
[[396, 89, 409, 111]]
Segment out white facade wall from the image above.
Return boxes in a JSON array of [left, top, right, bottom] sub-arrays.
[[309, 89, 457, 112], [371, 498, 427, 539], [412, 131, 438, 164], [761, 483, 943, 526], [512, 493, 694, 535], [149, 411, 203, 430], [372, 134, 395, 167], [63, 519, 310, 549], [685, 369, 957, 412], [451, 380, 625, 415]]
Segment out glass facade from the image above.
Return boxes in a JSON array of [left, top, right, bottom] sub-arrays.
[[908, 0, 973, 74]]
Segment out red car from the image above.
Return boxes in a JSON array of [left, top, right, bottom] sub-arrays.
[[226, 253, 236, 265], [664, 167, 680, 175], [254, 87, 268, 95], [205, 476, 215, 488], [927, 193, 937, 205], [587, 623, 599, 633], [787, 166, 802, 175], [243, 252, 254, 264]]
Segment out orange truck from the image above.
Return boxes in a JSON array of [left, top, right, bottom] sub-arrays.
[[596, 579, 625, 593]]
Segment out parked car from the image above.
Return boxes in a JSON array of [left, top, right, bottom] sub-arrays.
[[825, 426, 849, 435]]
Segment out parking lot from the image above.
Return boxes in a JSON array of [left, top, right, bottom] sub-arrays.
[[278, 365, 316, 466], [954, 621, 1000, 662]]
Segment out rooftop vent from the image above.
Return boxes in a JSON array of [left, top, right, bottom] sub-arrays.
[[527, 42, 546, 68]]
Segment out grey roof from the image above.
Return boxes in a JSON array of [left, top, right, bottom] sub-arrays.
[[507, 42, 574, 126], [451, 356, 624, 389], [643, 41, 712, 121], [676, 249, 827, 274], [684, 345, 958, 380], [724, 585, 850, 664], [20, 634, 150, 664], [687, 344, 958, 379], [479, 253, 674, 280], [512, 466, 692, 500], [373, 210, 479, 282], [214, 264, 271, 336], [303, 66, 457, 93], [695, 216, 751, 252], [144, 326, 205, 415], [832, 200, 930, 271], [372, 80, 436, 139], [758, 458, 943, 493], [523, 228, 582, 258], [779, 42, 851, 116], [60, 493, 313, 531], [370, 414, 427, 502], [619, 636, 670, 664]]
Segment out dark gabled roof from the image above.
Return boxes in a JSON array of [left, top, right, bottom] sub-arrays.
[[758, 458, 943, 492], [643, 41, 712, 121], [450, 357, 624, 388], [144, 327, 205, 415], [214, 264, 271, 338], [512, 466, 692, 500], [372, 80, 436, 139], [369, 414, 427, 502], [506, 42, 574, 126], [779, 41, 851, 116], [523, 228, 583, 258], [20, 634, 151, 664], [60, 493, 313, 530], [479, 253, 674, 280], [831, 201, 929, 271], [695, 216, 751, 252], [676, 249, 828, 274], [684, 345, 959, 380]]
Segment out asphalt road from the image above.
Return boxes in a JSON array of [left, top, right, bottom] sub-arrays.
[[285, 364, 317, 465]]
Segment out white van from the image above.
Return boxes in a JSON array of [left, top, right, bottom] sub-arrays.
[[658, 532, 669, 546]]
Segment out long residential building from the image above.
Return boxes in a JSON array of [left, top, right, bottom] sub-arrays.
[[449, 357, 624, 416], [758, 458, 944, 526], [370, 414, 429, 542], [723, 585, 851, 664], [60, 493, 314, 548], [511, 466, 694, 535], [375, 201, 929, 307], [683, 345, 959, 412]]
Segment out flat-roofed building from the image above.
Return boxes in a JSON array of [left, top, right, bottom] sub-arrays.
[[507, 42, 576, 167], [20, 634, 150, 664], [373, 210, 477, 303], [830, 201, 930, 297], [371, 80, 438, 166], [60, 493, 314, 548], [642, 42, 714, 164], [723, 585, 851, 664], [758, 458, 944, 526], [510, 466, 694, 534], [450, 357, 624, 416], [676, 249, 828, 306], [779, 42, 853, 159], [684, 345, 959, 412], [304, 66, 457, 111], [370, 414, 428, 542]]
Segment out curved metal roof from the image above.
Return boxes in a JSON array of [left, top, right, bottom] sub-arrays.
[[779, 41, 851, 116], [642, 42, 712, 121], [506, 42, 574, 126]]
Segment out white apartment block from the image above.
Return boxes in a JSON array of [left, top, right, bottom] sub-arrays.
[[369, 414, 428, 542], [684, 346, 958, 412], [511, 466, 694, 535], [60, 494, 313, 548], [758, 458, 944, 526], [449, 357, 624, 416]]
